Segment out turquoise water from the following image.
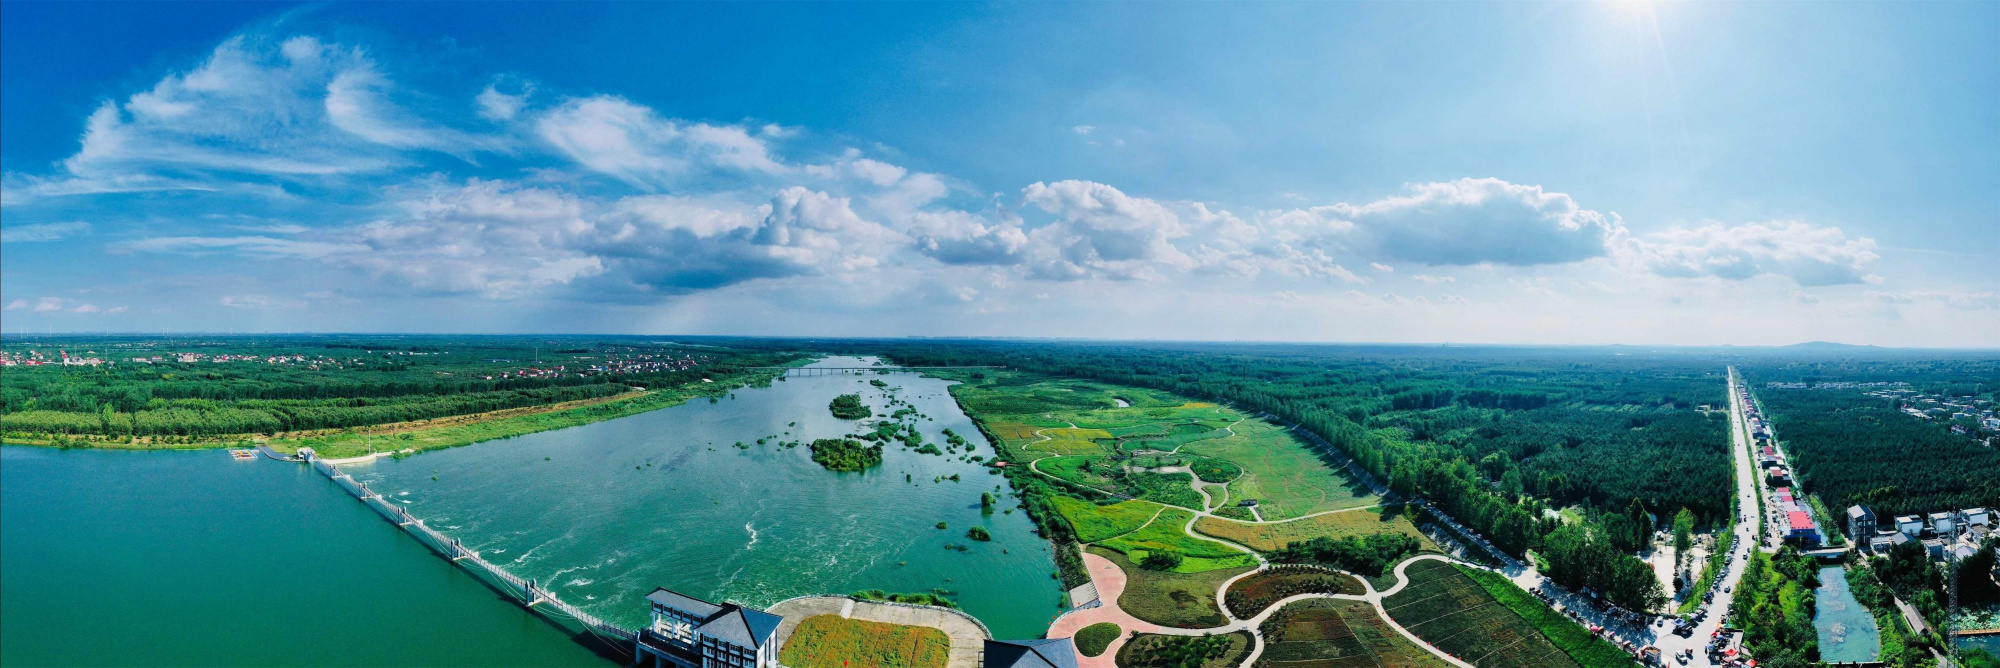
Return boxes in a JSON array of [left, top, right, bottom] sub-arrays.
[[348, 357, 1065, 639], [1814, 566, 1882, 663], [0, 446, 614, 667]]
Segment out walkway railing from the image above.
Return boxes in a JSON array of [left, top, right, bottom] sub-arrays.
[[309, 457, 638, 649]]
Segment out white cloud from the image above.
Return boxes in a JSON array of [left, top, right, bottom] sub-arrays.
[[1072, 125, 1095, 135], [1370, 263, 1394, 273], [1619, 220, 1880, 286], [1865, 290, 1999, 311], [537, 96, 785, 187], [1021, 180, 1193, 280], [476, 79, 535, 121], [33, 297, 64, 312], [909, 210, 1030, 266], [1412, 274, 1456, 284], [1313, 178, 1619, 266], [1, 221, 92, 243], [5, 299, 26, 310]]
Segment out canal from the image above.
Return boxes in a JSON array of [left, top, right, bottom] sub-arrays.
[[348, 356, 1064, 639], [1815, 565, 1882, 663], [0, 446, 614, 667]]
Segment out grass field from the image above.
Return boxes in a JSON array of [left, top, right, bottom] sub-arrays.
[[1180, 419, 1379, 521], [1027, 427, 1117, 456], [1193, 504, 1437, 553], [777, 614, 950, 668], [942, 370, 1378, 525], [1098, 507, 1245, 561], [1259, 598, 1454, 668], [1114, 631, 1254, 668], [1051, 495, 1162, 543], [1036, 455, 1122, 492], [1090, 546, 1248, 629], [1458, 566, 1637, 668], [1075, 622, 1121, 657], [1382, 559, 1581, 668], [1224, 567, 1365, 618]]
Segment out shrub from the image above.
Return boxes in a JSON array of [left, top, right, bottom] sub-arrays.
[[829, 394, 872, 419], [967, 526, 992, 541], [1140, 550, 1184, 571], [1075, 622, 1121, 657]]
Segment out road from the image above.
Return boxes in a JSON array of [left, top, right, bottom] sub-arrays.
[[1644, 367, 1765, 666]]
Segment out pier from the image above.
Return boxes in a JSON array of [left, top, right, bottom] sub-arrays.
[[308, 456, 639, 655]]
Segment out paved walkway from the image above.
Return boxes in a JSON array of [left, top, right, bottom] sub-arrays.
[[770, 596, 991, 668]]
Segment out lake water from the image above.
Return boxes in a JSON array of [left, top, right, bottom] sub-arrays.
[[346, 356, 1064, 639], [1814, 566, 1881, 663], [0, 446, 614, 667]]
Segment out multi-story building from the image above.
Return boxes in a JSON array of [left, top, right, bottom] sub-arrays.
[[637, 588, 781, 668]]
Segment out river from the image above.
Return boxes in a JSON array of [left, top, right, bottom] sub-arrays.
[[0, 446, 614, 667], [346, 356, 1064, 639], [1814, 565, 1881, 663]]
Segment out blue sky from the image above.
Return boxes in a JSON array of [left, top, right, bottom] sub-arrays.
[[3, 2, 1995, 345]]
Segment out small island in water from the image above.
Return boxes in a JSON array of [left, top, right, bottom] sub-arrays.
[[808, 437, 883, 471], [828, 393, 872, 420]]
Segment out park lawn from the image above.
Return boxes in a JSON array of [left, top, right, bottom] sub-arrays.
[[1259, 598, 1453, 668], [1115, 631, 1254, 668], [777, 614, 951, 668], [1098, 508, 1244, 560], [1181, 418, 1379, 521], [1383, 559, 1582, 668], [1459, 565, 1639, 668], [1051, 495, 1162, 543], [1090, 546, 1248, 629], [1193, 504, 1437, 553], [1172, 554, 1259, 574]]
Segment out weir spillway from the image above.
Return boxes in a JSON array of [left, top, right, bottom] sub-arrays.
[[309, 456, 640, 655]]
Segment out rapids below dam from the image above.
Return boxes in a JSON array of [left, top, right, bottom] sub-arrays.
[[347, 356, 1065, 639]]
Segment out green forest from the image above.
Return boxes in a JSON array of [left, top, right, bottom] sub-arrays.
[[1753, 388, 2000, 517], [828, 340, 1751, 611], [1, 335, 800, 444]]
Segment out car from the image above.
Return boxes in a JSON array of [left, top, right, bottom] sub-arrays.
[[1724, 586, 1732, 593]]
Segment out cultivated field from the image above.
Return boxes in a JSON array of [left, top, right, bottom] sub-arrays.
[[1223, 567, 1364, 619], [1381, 560, 1581, 668], [1259, 598, 1454, 668], [1115, 630, 1255, 668], [1193, 505, 1437, 553], [776, 614, 950, 668]]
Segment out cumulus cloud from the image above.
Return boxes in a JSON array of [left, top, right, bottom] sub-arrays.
[[1021, 180, 1193, 280], [1619, 220, 1880, 286], [1312, 178, 1619, 266], [908, 210, 1031, 266], [536, 96, 785, 187], [1, 221, 92, 243]]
